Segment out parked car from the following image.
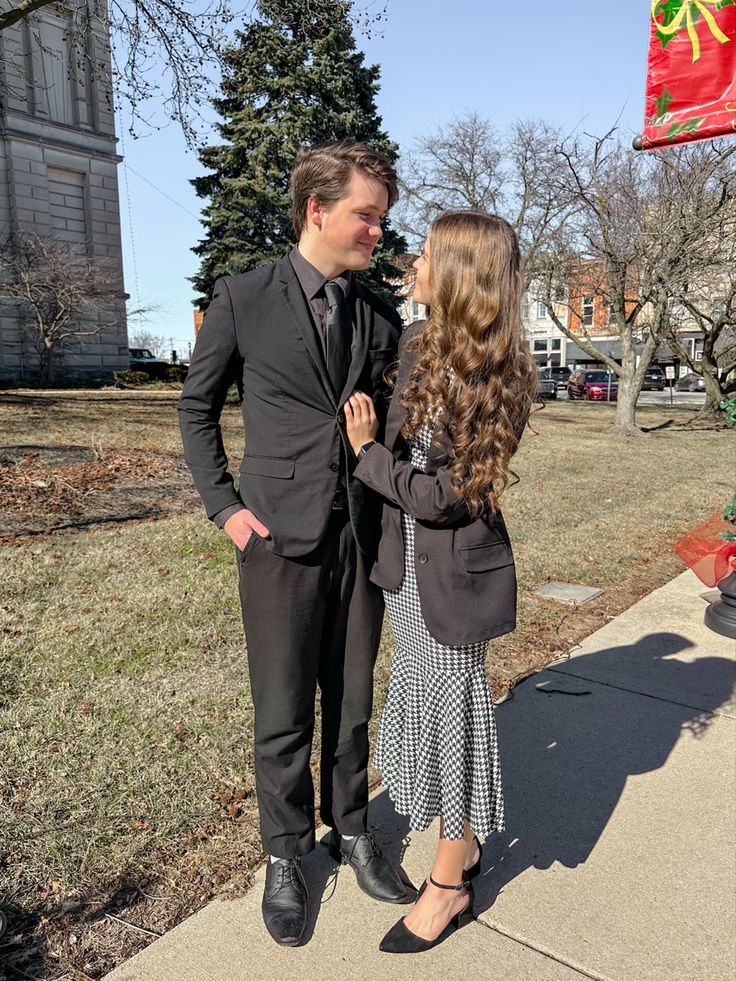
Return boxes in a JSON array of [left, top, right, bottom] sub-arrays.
[[129, 347, 170, 378], [641, 365, 665, 391], [536, 370, 557, 401], [674, 372, 706, 392], [568, 369, 618, 401], [540, 365, 571, 390]]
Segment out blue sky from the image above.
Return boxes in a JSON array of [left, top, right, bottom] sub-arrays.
[[118, 0, 651, 354]]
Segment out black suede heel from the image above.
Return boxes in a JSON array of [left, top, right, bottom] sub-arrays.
[[379, 877, 475, 954]]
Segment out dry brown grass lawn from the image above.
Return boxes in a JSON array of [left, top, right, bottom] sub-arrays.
[[0, 390, 732, 979]]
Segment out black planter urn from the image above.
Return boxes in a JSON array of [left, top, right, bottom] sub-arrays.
[[704, 571, 736, 640]]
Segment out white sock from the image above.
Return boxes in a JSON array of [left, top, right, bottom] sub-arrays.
[[269, 854, 281, 863], [341, 834, 356, 841]]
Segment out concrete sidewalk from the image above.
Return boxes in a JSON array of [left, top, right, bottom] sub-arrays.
[[106, 570, 736, 981]]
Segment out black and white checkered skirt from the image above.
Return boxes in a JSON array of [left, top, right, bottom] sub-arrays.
[[373, 424, 505, 840]]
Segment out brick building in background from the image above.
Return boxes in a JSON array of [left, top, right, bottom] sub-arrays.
[[0, 0, 128, 384]]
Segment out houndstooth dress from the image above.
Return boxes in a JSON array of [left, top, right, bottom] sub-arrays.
[[373, 422, 505, 841]]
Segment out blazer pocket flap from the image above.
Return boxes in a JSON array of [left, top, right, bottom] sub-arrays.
[[460, 542, 513, 572], [240, 455, 295, 479]]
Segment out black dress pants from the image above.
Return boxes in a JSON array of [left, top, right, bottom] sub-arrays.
[[237, 510, 384, 858]]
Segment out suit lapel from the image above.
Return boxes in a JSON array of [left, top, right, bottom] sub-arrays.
[[385, 341, 413, 452], [338, 284, 371, 408], [277, 256, 336, 409]]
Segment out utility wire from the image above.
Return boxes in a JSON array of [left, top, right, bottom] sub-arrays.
[[118, 120, 141, 309], [122, 162, 202, 220]]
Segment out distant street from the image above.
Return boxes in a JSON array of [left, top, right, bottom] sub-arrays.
[[636, 390, 706, 406], [554, 390, 706, 407]]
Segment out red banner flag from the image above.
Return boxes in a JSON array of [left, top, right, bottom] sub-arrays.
[[674, 510, 736, 587], [641, 1, 736, 148]]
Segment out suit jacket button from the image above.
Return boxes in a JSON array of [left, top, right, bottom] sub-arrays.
[[337, 411, 346, 424], [329, 462, 339, 472], [419, 553, 429, 564]]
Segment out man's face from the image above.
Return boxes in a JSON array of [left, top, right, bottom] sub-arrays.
[[309, 169, 388, 274]]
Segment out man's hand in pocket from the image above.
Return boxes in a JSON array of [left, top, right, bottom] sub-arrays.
[[224, 509, 271, 550]]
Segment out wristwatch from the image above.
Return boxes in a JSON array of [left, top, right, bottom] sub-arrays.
[[358, 440, 376, 460]]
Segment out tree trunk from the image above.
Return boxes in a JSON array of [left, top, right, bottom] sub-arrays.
[[610, 330, 645, 436], [610, 377, 642, 435], [702, 369, 723, 415], [691, 347, 726, 423], [44, 338, 55, 387]]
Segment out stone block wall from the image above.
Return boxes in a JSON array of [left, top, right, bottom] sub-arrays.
[[0, 1, 129, 385]]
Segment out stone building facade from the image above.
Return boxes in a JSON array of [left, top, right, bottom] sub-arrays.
[[0, 0, 128, 383]]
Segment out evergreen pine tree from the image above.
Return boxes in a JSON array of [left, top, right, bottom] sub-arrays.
[[191, 0, 406, 307]]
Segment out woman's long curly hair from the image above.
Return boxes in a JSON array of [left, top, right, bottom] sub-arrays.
[[400, 211, 537, 516]]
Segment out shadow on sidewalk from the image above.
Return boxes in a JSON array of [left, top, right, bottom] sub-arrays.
[[473, 631, 736, 915]]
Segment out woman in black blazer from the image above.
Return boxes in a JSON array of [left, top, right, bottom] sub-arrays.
[[345, 211, 537, 953]]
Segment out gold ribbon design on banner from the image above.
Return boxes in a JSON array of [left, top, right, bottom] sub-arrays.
[[651, 0, 731, 61]]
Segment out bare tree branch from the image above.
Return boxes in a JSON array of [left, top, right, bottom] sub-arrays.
[[0, 0, 51, 31], [1, 1, 387, 145], [0, 232, 127, 384]]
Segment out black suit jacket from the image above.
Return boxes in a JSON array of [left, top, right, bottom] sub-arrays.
[[353, 321, 518, 645], [178, 255, 402, 557]]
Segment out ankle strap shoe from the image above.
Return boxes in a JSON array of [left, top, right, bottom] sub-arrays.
[[378, 878, 475, 954]]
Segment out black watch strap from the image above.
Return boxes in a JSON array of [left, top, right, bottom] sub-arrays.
[[358, 440, 376, 460]]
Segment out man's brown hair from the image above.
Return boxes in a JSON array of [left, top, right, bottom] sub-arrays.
[[289, 140, 399, 238]]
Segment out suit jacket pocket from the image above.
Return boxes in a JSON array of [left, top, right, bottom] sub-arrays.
[[240, 455, 295, 478], [460, 541, 514, 573]]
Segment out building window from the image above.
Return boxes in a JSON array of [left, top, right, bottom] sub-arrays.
[[603, 301, 615, 325], [532, 337, 564, 366], [536, 301, 548, 319], [48, 168, 87, 246], [34, 17, 76, 125], [582, 295, 594, 327]]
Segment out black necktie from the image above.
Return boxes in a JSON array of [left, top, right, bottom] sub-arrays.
[[324, 281, 352, 399]]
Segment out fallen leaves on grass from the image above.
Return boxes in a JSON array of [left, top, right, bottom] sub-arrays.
[[0, 448, 176, 520]]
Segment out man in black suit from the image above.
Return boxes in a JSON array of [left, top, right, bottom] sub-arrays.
[[179, 142, 406, 946]]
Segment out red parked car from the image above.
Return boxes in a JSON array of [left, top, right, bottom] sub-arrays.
[[568, 369, 618, 401]]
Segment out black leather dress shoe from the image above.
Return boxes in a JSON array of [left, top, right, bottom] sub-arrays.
[[262, 857, 308, 946], [325, 830, 408, 904]]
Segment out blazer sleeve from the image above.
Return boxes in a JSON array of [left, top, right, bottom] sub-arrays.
[[353, 442, 467, 526], [177, 278, 244, 520]]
